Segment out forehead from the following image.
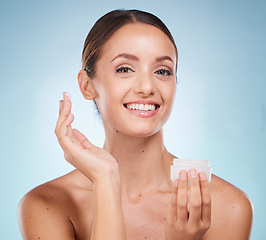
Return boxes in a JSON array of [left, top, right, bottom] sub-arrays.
[[100, 23, 177, 62]]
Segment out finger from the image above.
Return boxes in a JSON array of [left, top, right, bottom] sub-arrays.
[[59, 100, 63, 114], [57, 92, 72, 125], [63, 92, 72, 100], [59, 113, 74, 140], [168, 179, 178, 223], [72, 129, 95, 149], [188, 169, 201, 222], [55, 93, 72, 137], [199, 172, 211, 223], [64, 113, 74, 127], [66, 114, 75, 139], [177, 170, 188, 221], [56, 117, 75, 154], [60, 128, 85, 154], [62, 92, 72, 117], [55, 97, 74, 154]]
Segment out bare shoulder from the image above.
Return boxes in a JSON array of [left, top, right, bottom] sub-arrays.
[[18, 170, 94, 240], [206, 174, 254, 239], [210, 174, 253, 215]]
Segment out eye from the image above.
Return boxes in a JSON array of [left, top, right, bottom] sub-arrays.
[[155, 68, 173, 76], [116, 66, 133, 73]]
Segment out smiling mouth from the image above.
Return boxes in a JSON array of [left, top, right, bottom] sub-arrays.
[[124, 103, 160, 111]]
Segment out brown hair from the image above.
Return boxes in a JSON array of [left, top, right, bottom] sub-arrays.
[[82, 9, 178, 78]]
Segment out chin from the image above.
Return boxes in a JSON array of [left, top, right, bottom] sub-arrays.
[[123, 125, 163, 138]]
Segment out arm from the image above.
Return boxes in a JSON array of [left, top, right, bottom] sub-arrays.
[[55, 92, 126, 240], [19, 93, 126, 239], [92, 175, 126, 240]]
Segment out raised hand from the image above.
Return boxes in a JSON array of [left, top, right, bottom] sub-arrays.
[[166, 169, 211, 240], [54, 92, 119, 184]]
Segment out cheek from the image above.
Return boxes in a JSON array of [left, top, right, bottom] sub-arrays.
[[162, 82, 176, 103], [162, 83, 176, 117], [95, 83, 124, 118], [169, 87, 176, 106]]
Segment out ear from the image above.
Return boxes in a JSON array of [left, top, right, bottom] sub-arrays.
[[78, 70, 97, 100]]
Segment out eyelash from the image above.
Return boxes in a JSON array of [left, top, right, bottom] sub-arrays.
[[115, 67, 173, 76], [116, 66, 133, 73], [154, 68, 173, 76]]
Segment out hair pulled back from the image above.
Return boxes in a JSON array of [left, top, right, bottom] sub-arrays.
[[82, 9, 178, 77]]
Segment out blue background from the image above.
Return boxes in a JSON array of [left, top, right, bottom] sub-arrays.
[[1, 0, 265, 239]]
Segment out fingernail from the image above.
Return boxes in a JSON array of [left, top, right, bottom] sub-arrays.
[[189, 169, 197, 178], [64, 92, 72, 100], [179, 170, 187, 180], [199, 172, 208, 181]]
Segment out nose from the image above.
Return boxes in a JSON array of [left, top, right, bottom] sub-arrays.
[[134, 70, 155, 97]]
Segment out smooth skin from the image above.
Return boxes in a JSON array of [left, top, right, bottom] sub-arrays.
[[18, 23, 253, 240]]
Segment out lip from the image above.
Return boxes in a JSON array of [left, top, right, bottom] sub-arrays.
[[123, 100, 161, 118]]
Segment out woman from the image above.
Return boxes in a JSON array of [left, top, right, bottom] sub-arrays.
[[18, 9, 253, 239]]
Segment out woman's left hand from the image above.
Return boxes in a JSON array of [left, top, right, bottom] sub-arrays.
[[165, 169, 212, 240]]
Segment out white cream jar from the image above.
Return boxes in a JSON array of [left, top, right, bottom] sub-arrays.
[[170, 159, 211, 182]]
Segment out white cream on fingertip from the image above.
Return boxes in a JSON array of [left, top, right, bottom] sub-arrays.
[[65, 92, 72, 100]]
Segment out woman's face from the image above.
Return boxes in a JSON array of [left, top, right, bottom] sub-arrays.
[[93, 22, 177, 137]]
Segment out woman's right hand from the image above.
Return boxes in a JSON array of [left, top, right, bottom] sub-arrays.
[[54, 92, 119, 184]]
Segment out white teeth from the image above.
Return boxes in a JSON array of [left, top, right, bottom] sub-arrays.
[[144, 104, 149, 110], [126, 103, 157, 111]]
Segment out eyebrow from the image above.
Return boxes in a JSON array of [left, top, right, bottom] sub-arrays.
[[111, 53, 139, 62], [155, 56, 174, 63], [111, 53, 174, 64]]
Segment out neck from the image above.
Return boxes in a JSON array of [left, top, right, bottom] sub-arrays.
[[103, 129, 174, 200]]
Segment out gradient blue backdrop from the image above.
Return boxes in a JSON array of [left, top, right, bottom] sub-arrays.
[[1, 0, 265, 239]]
